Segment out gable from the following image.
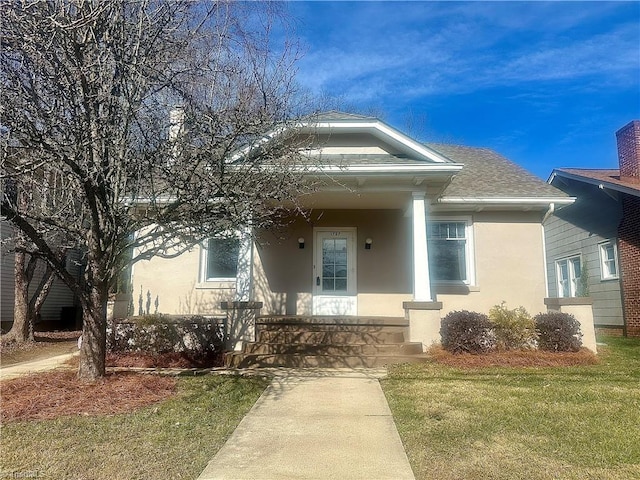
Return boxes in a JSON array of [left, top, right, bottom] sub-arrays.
[[296, 112, 453, 165]]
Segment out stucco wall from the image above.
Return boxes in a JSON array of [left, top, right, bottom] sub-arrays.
[[131, 210, 550, 319], [435, 211, 549, 317], [130, 245, 235, 316], [253, 210, 412, 317]]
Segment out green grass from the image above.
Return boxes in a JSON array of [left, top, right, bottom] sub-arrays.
[[381, 336, 640, 480], [1, 374, 270, 480]]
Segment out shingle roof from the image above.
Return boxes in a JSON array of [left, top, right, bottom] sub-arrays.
[[312, 111, 376, 122], [427, 143, 570, 199], [554, 168, 640, 196]]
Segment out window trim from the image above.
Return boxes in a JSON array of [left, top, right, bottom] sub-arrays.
[[555, 254, 582, 298], [427, 216, 476, 286], [598, 240, 619, 281], [199, 236, 240, 284]]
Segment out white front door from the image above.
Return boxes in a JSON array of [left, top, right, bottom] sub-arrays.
[[313, 228, 357, 315]]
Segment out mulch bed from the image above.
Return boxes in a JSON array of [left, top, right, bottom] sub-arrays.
[[428, 345, 600, 368], [106, 350, 225, 369], [1, 370, 177, 423]]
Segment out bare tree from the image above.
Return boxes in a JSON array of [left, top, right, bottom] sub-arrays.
[[1, 0, 312, 380]]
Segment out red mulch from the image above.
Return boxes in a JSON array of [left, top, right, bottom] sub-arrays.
[[428, 345, 600, 368], [1, 370, 177, 423], [106, 350, 224, 369]]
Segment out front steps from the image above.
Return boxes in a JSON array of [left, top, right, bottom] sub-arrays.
[[225, 316, 429, 368]]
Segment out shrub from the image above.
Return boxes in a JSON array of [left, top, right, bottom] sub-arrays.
[[107, 315, 224, 356], [534, 312, 583, 352], [488, 302, 538, 350], [440, 310, 496, 354]]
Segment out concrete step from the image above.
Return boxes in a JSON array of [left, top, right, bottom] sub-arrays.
[[257, 316, 408, 327], [257, 324, 407, 333], [256, 330, 406, 345], [225, 352, 430, 369], [242, 342, 424, 356]]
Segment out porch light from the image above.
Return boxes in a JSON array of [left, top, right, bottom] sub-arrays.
[[365, 238, 373, 250], [298, 237, 305, 249]]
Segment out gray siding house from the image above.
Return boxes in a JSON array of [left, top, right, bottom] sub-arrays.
[[1, 221, 82, 331], [544, 120, 640, 336]]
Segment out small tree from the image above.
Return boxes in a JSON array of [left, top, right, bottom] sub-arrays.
[[1, 0, 311, 380]]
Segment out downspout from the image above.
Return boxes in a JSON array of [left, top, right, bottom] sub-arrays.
[[542, 202, 555, 224]]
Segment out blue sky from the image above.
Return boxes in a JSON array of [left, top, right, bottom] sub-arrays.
[[285, 1, 640, 179]]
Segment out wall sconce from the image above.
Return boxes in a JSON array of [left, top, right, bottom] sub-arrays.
[[365, 238, 373, 250], [298, 237, 305, 249]]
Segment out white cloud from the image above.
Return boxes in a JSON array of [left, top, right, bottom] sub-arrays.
[[292, 2, 640, 103]]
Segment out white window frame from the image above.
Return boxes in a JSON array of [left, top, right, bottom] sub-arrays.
[[598, 240, 619, 280], [427, 216, 475, 286], [199, 236, 240, 283], [555, 254, 582, 298]]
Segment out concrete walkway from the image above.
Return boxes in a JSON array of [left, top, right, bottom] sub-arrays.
[[0, 352, 78, 380], [197, 368, 415, 480]]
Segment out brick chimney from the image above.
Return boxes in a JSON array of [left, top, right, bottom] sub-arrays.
[[616, 119, 640, 337], [616, 120, 640, 183]]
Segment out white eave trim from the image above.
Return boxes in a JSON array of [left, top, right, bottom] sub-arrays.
[[307, 120, 451, 164], [438, 197, 575, 205], [300, 163, 463, 174]]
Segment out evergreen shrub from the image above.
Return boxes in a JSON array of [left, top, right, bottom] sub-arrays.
[[488, 302, 538, 350]]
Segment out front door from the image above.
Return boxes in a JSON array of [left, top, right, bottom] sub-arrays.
[[312, 228, 357, 315]]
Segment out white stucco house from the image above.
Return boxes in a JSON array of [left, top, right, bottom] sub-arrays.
[[128, 112, 591, 362]]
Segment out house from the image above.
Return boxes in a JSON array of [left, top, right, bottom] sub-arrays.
[[129, 111, 582, 355], [545, 120, 640, 337], [1, 220, 83, 332]]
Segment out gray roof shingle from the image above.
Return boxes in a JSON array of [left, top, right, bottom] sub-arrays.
[[427, 143, 570, 199]]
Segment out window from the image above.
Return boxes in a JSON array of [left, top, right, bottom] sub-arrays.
[[428, 220, 473, 284], [556, 255, 582, 297], [599, 241, 619, 280], [204, 238, 239, 281]]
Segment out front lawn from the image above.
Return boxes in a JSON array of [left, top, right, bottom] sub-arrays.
[[1, 374, 269, 479], [381, 336, 640, 480]]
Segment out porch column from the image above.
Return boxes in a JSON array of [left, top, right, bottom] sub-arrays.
[[412, 192, 433, 301], [234, 227, 253, 302], [224, 227, 260, 350]]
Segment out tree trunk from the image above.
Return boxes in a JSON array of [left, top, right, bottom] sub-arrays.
[[78, 285, 108, 381], [4, 249, 30, 343], [28, 265, 57, 340]]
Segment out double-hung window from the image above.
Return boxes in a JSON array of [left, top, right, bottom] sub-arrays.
[[599, 241, 619, 280], [427, 219, 474, 284], [556, 255, 582, 297], [203, 237, 240, 281]]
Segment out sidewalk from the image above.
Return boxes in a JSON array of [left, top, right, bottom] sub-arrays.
[[0, 352, 78, 380], [197, 368, 416, 480]]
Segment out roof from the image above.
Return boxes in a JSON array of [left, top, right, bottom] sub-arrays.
[[311, 111, 377, 122], [551, 168, 640, 197], [428, 143, 571, 201]]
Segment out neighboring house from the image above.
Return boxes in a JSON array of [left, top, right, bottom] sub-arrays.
[[545, 120, 640, 337], [131, 111, 575, 348], [1, 220, 82, 331]]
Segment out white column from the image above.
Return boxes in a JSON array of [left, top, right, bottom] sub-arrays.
[[412, 192, 433, 301], [234, 227, 253, 302]]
